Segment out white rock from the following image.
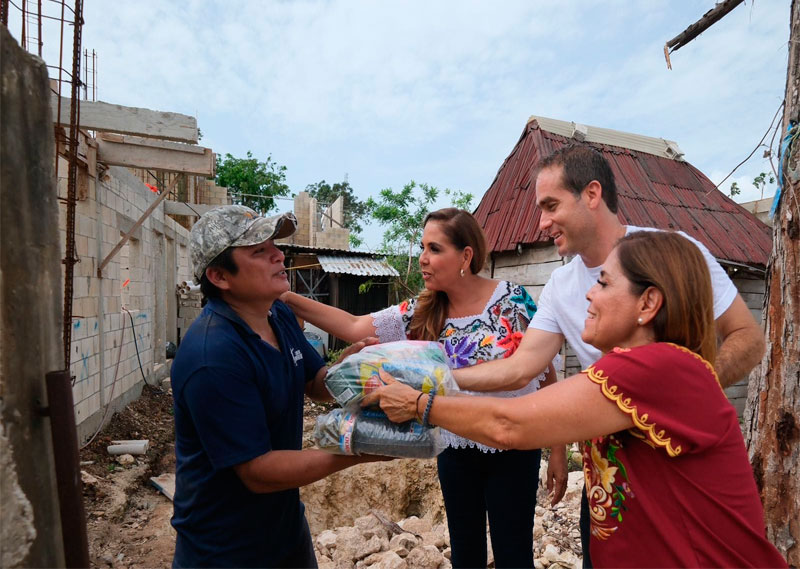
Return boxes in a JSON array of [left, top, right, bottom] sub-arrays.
[[419, 531, 445, 549], [405, 545, 443, 569], [389, 533, 418, 557], [355, 535, 384, 560], [116, 453, 135, 465], [534, 559, 546, 569], [442, 547, 451, 560], [399, 516, 431, 535], [317, 529, 338, 554], [364, 551, 407, 569], [81, 470, 99, 486], [543, 544, 560, 563]]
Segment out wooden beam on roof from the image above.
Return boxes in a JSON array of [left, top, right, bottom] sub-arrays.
[[163, 201, 221, 216], [663, 0, 744, 69], [96, 133, 215, 176], [50, 95, 198, 143]]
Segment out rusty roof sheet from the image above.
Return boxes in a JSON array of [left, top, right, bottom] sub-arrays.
[[474, 118, 771, 267], [316, 254, 399, 277]]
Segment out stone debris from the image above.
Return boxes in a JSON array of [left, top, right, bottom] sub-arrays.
[[116, 453, 135, 466], [313, 471, 584, 569], [81, 470, 99, 487]]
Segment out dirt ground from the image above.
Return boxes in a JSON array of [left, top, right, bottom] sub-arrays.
[[80, 385, 339, 568], [79, 386, 582, 569], [80, 385, 178, 569]]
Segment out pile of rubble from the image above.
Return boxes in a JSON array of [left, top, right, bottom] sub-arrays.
[[313, 471, 585, 569]]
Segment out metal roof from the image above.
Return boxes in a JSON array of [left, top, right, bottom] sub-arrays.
[[316, 254, 400, 277], [474, 117, 771, 268]]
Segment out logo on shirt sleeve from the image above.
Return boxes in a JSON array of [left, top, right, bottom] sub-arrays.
[[291, 348, 303, 366]]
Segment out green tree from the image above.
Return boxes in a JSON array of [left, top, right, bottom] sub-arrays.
[[367, 181, 473, 301], [216, 151, 290, 214], [305, 178, 371, 247], [753, 172, 776, 200], [728, 181, 741, 197]]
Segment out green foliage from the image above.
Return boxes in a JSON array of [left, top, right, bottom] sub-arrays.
[[366, 181, 474, 303], [326, 347, 346, 365], [216, 151, 290, 214], [445, 188, 474, 211], [305, 178, 371, 246], [753, 172, 776, 199], [728, 181, 741, 197]]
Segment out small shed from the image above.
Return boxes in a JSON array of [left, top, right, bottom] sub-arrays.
[[279, 244, 399, 350], [473, 115, 772, 415]]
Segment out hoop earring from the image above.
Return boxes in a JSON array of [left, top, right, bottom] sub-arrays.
[[460, 269, 465, 278]]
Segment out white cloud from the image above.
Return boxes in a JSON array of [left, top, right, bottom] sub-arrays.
[[4, 0, 789, 249]]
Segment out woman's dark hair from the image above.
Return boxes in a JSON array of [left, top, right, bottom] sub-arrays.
[[199, 247, 238, 303], [615, 231, 716, 364], [408, 208, 488, 341]]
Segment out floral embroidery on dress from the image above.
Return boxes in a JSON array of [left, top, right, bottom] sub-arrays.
[[583, 435, 634, 541], [370, 281, 549, 453], [445, 335, 478, 368]]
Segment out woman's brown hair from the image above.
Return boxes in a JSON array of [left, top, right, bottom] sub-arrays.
[[615, 231, 717, 364], [408, 208, 488, 341]]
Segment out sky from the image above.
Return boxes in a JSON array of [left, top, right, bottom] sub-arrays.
[[7, 1, 789, 250]]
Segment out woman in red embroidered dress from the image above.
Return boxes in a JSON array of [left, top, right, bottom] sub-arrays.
[[365, 231, 788, 568]]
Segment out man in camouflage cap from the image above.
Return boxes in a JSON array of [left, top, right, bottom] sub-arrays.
[[171, 205, 380, 568]]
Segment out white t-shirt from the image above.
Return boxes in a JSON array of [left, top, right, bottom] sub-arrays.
[[531, 226, 739, 369]]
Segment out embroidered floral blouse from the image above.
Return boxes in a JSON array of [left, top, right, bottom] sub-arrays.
[[371, 280, 551, 453], [582, 343, 787, 568]]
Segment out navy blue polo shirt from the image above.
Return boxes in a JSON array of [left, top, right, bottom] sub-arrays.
[[170, 298, 325, 568]]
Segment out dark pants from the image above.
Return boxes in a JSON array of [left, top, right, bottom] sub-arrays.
[[437, 446, 541, 569], [276, 517, 318, 569], [579, 488, 593, 568]]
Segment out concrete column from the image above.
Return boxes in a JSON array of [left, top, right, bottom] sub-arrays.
[[0, 26, 66, 568]]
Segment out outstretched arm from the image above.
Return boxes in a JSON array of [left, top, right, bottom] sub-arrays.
[[364, 369, 631, 450], [281, 291, 378, 343], [234, 449, 385, 493], [714, 294, 765, 388], [453, 327, 564, 391]]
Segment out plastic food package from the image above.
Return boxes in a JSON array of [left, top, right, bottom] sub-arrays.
[[314, 408, 445, 458], [324, 340, 457, 407]]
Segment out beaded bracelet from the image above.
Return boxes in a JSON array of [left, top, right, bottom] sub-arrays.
[[415, 392, 425, 422], [422, 391, 436, 427]]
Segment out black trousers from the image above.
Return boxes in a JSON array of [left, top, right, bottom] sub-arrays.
[[437, 445, 541, 569], [579, 488, 593, 568]]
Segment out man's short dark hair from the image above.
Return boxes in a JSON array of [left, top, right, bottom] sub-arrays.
[[538, 144, 619, 213], [199, 247, 238, 302]]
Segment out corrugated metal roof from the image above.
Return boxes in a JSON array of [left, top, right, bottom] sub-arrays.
[[317, 255, 399, 277], [474, 118, 771, 267]]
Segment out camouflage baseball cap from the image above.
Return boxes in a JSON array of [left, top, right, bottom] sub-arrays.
[[190, 205, 297, 281]]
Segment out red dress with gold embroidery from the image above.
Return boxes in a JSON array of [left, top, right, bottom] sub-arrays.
[[582, 343, 787, 568]]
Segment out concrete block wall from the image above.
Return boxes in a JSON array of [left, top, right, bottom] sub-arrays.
[[197, 179, 231, 206], [59, 159, 192, 440], [278, 191, 350, 249], [315, 227, 350, 249]]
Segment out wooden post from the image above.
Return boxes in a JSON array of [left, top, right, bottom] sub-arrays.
[[743, 1, 800, 564]]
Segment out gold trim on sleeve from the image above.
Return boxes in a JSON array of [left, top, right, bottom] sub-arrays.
[[584, 365, 683, 457]]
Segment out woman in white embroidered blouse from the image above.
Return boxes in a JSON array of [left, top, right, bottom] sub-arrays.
[[282, 208, 566, 569]]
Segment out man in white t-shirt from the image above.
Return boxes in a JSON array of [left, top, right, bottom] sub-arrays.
[[454, 144, 765, 567]]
